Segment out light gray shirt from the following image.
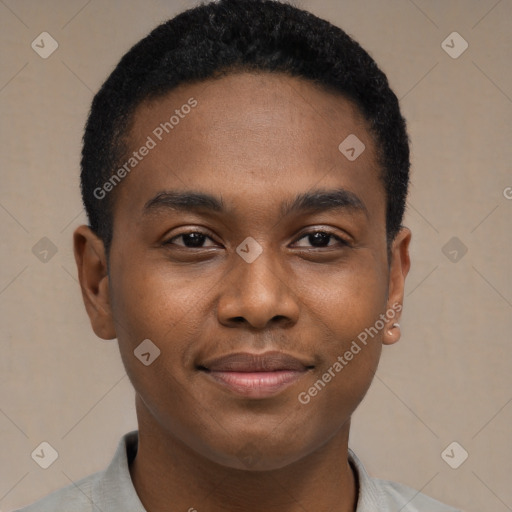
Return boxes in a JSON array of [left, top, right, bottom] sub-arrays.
[[15, 431, 461, 511]]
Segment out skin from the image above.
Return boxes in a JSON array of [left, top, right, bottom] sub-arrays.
[[74, 71, 411, 512]]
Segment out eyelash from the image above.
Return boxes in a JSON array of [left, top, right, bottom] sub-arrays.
[[163, 229, 350, 249]]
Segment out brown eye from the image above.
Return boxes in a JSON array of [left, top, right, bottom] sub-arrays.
[[164, 231, 217, 248], [294, 231, 349, 248]]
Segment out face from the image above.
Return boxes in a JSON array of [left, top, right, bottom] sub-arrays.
[[75, 72, 410, 471]]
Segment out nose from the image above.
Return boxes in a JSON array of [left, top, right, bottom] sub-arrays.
[[216, 244, 300, 330]]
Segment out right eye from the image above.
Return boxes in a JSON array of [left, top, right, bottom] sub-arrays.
[[163, 230, 219, 248]]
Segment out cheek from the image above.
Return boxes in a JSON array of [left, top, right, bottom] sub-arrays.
[[294, 291, 384, 446], [309, 251, 389, 337], [108, 256, 213, 392], [109, 255, 202, 338], [300, 255, 388, 404], [108, 265, 196, 428]]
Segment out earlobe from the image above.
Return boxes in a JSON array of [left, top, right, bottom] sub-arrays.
[[73, 225, 117, 340], [383, 227, 411, 346], [384, 322, 401, 345]]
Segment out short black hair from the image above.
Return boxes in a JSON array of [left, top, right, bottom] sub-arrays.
[[81, 0, 409, 253]]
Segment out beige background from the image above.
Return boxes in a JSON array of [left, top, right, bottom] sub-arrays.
[[1, 0, 511, 510]]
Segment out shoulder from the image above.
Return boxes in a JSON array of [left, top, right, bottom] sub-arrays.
[[348, 448, 461, 511], [13, 431, 142, 512], [372, 477, 462, 511], [13, 471, 102, 512]]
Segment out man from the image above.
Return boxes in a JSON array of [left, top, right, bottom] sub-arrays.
[[17, 0, 460, 510]]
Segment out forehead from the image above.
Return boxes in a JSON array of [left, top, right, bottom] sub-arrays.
[[114, 71, 384, 225], [131, 71, 374, 159]]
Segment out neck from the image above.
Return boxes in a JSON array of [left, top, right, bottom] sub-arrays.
[[130, 396, 357, 512]]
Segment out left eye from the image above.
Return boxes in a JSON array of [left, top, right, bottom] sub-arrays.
[[293, 231, 348, 248]]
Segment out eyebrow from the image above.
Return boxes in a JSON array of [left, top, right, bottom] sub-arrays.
[[143, 187, 368, 219]]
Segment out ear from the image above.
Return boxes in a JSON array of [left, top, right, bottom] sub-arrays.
[[382, 227, 411, 345], [73, 225, 117, 340]]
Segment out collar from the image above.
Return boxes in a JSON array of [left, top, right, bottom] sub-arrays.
[[93, 431, 382, 511]]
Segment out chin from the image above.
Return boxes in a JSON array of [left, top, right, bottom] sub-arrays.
[[196, 432, 318, 473]]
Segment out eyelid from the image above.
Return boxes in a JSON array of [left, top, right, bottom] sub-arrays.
[[163, 227, 218, 246], [163, 226, 351, 248], [293, 228, 351, 247]]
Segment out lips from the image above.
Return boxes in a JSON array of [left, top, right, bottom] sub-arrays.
[[198, 351, 313, 399], [200, 351, 311, 372]]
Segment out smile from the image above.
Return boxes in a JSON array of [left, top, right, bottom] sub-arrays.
[[197, 351, 313, 399]]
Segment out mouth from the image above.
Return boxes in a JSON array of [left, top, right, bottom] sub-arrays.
[[197, 351, 314, 399]]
